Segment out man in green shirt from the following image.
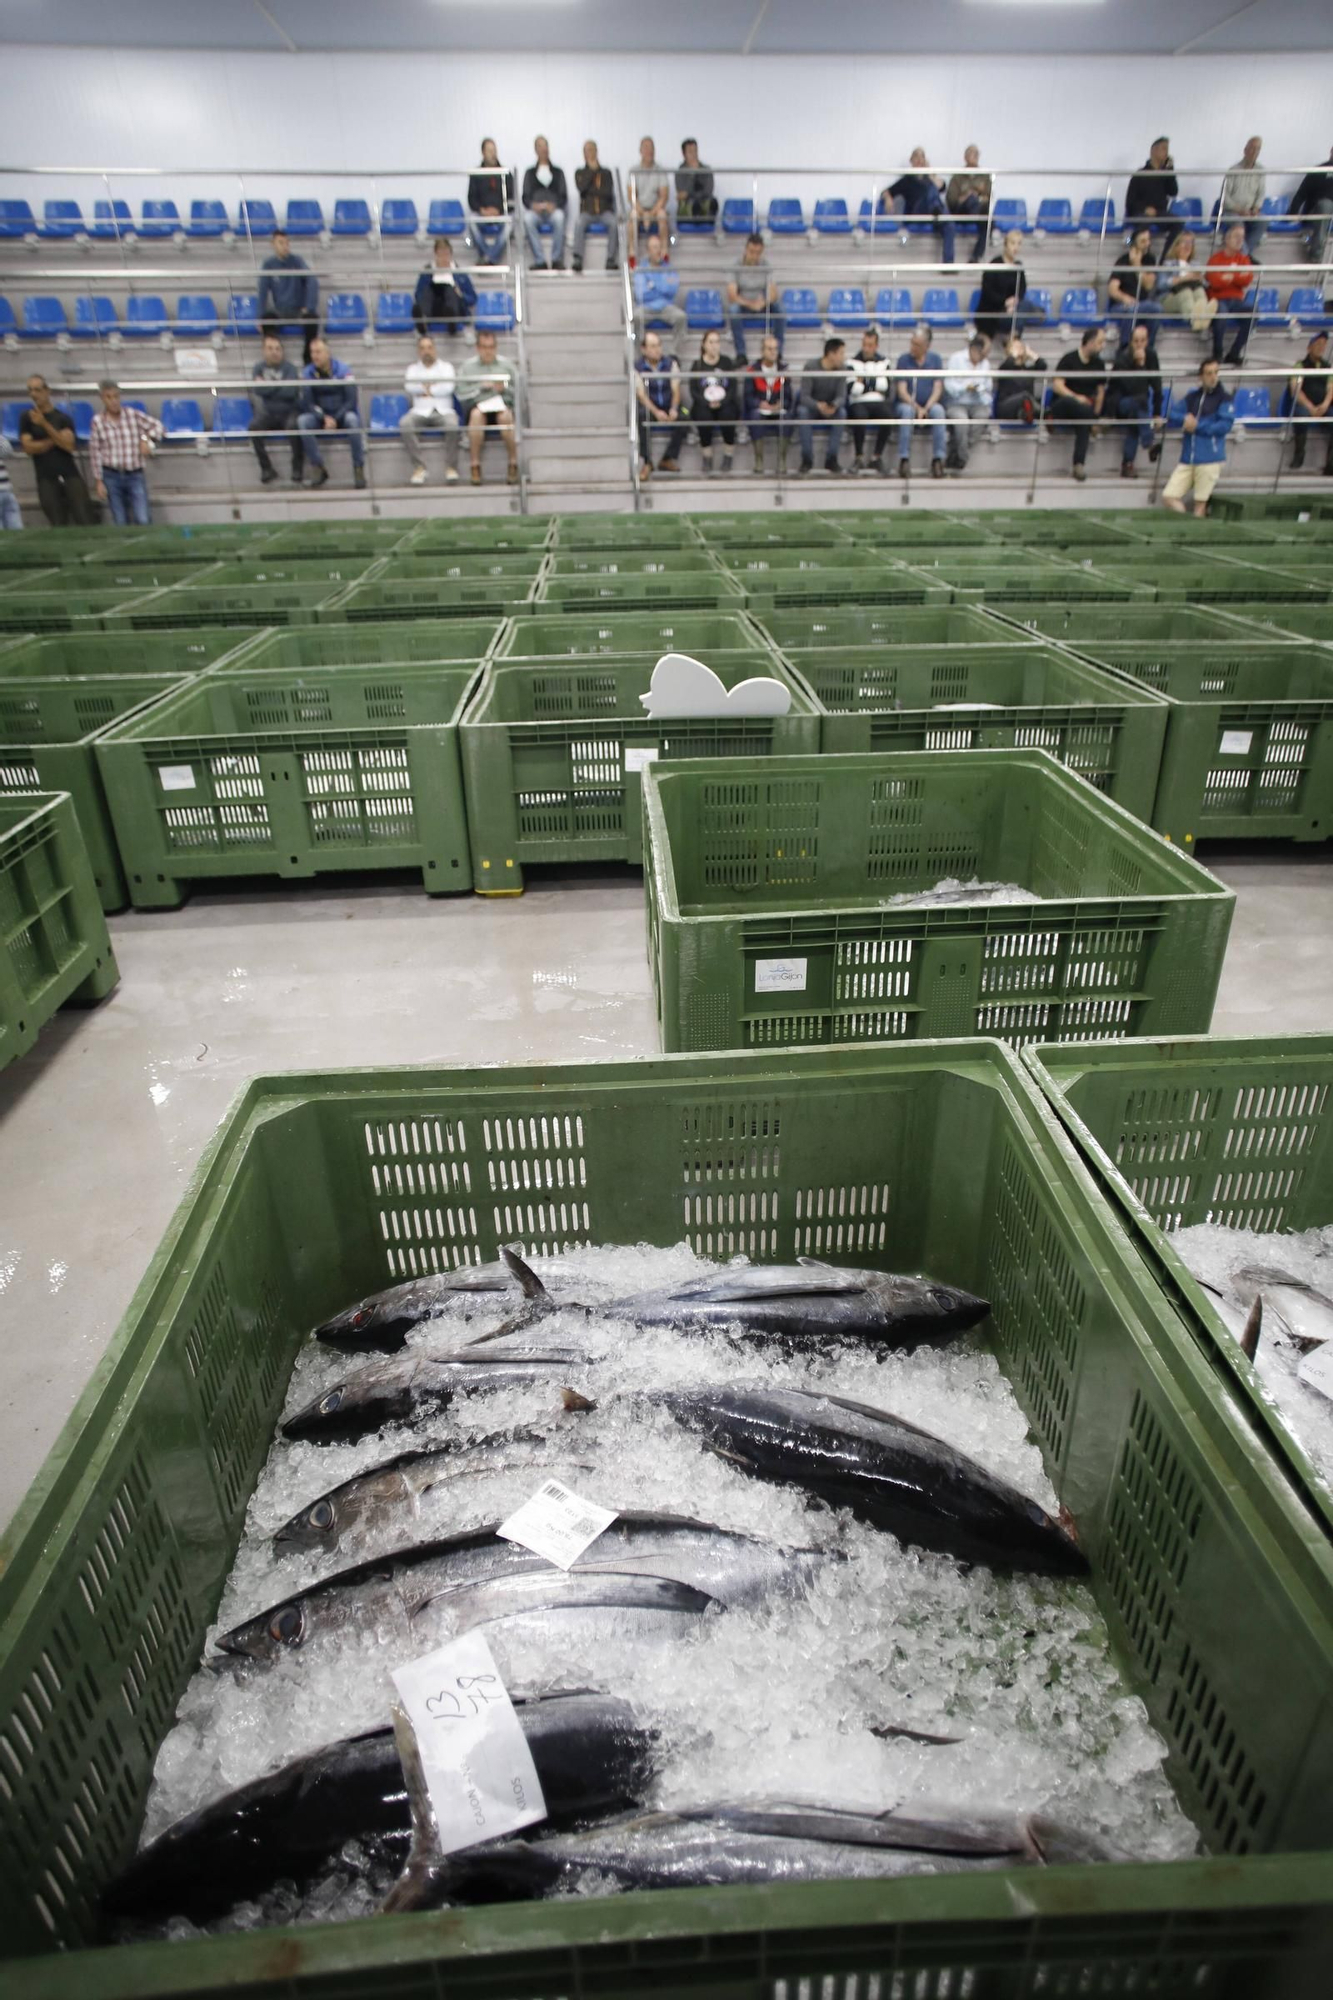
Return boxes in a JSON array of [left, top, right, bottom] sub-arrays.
[[456, 329, 519, 486]]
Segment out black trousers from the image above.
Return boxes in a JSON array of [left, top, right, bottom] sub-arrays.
[[250, 409, 304, 474], [638, 412, 688, 463], [261, 312, 318, 364], [1049, 393, 1095, 464], [35, 467, 95, 527], [851, 403, 891, 460], [994, 388, 1038, 424]]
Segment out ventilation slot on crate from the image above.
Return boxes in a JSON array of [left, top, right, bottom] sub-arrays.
[[866, 774, 924, 881], [986, 1143, 1074, 1459], [365, 1116, 480, 1274], [0, 755, 43, 789], [1103, 1391, 1202, 1685], [482, 1112, 589, 1249], [1166, 1644, 1268, 1854], [794, 1181, 891, 1258]]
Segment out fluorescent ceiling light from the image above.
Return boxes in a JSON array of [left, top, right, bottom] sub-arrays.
[[965, 1, 1105, 9]]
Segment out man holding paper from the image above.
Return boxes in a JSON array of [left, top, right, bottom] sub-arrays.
[[456, 330, 520, 487], [412, 239, 477, 341], [400, 334, 461, 486]]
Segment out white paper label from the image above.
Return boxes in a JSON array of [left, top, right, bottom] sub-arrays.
[[755, 956, 809, 994], [174, 347, 218, 379], [625, 746, 659, 774], [390, 1630, 546, 1856], [158, 764, 196, 792], [1297, 1342, 1333, 1404], [497, 1478, 617, 1570], [1219, 730, 1253, 757], [1298, 511, 1312, 524]]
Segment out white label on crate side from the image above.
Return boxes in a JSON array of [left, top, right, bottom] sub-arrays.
[[755, 956, 809, 994], [497, 1478, 618, 1569], [158, 764, 196, 792], [1298, 511, 1312, 524], [1297, 1343, 1333, 1405], [390, 1631, 546, 1856], [1219, 730, 1253, 757], [624, 746, 659, 774]]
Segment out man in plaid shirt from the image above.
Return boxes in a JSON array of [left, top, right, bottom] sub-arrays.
[[89, 381, 164, 525]]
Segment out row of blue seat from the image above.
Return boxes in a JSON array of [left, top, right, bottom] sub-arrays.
[[0, 291, 516, 339], [667, 281, 1333, 333]]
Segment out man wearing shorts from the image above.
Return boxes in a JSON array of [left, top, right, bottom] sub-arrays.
[[1162, 358, 1234, 516]]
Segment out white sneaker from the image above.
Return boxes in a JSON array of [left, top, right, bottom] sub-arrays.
[[445, 466, 459, 484], [409, 466, 427, 486]]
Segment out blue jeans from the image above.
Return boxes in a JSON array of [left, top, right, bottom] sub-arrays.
[[0, 490, 22, 530], [727, 304, 785, 362], [102, 466, 150, 525], [472, 219, 508, 265], [1114, 390, 1155, 461], [897, 399, 947, 462], [796, 395, 844, 467], [298, 410, 364, 469], [523, 207, 566, 264]]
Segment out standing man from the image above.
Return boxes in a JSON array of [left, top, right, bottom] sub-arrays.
[[258, 228, 319, 363], [946, 145, 992, 263], [943, 331, 993, 472], [521, 136, 568, 271], [19, 375, 94, 525], [572, 140, 619, 273], [634, 330, 686, 477], [412, 238, 477, 339], [400, 333, 460, 487], [1220, 137, 1267, 259], [1050, 327, 1107, 482], [1124, 139, 1178, 237], [298, 337, 365, 491], [90, 382, 163, 525], [795, 336, 848, 476], [249, 333, 304, 486], [725, 233, 784, 363], [1162, 358, 1234, 517], [457, 329, 519, 487], [895, 321, 947, 478], [675, 140, 717, 226], [628, 137, 671, 259]]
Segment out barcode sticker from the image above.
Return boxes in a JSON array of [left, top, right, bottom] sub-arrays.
[[158, 765, 196, 792], [625, 746, 659, 774], [755, 957, 809, 994], [1220, 730, 1253, 757], [497, 1478, 618, 1569], [390, 1630, 546, 1856]]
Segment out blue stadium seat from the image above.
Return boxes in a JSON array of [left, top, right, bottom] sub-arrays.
[[213, 397, 253, 437], [138, 200, 182, 238], [176, 294, 220, 335], [89, 200, 134, 240], [39, 200, 86, 239], [676, 208, 715, 237], [188, 200, 230, 238], [1245, 286, 1285, 328], [767, 198, 806, 235], [285, 200, 325, 237], [238, 199, 278, 240], [370, 393, 410, 435], [781, 287, 822, 328], [161, 398, 205, 438], [0, 299, 17, 342], [2, 403, 23, 444], [1036, 198, 1075, 235], [124, 296, 170, 339], [992, 198, 1029, 233], [857, 199, 898, 236], [332, 199, 372, 237], [475, 290, 516, 332], [381, 199, 420, 237], [1231, 385, 1274, 428], [66, 401, 95, 443], [325, 293, 369, 336], [1025, 287, 1053, 323], [228, 294, 261, 336], [873, 287, 914, 326], [1168, 197, 1204, 227], [921, 287, 964, 328], [21, 297, 69, 339], [828, 287, 868, 328], [1078, 197, 1116, 235], [0, 201, 37, 238], [71, 296, 119, 340], [1289, 288, 1333, 330], [427, 199, 467, 238], [1263, 195, 1299, 234], [684, 288, 725, 329], [375, 292, 416, 335], [813, 198, 853, 235], [1059, 287, 1103, 327], [123, 400, 150, 417], [721, 199, 755, 236]]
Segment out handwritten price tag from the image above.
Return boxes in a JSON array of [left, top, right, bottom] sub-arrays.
[[390, 1630, 546, 1856], [497, 1477, 618, 1569]]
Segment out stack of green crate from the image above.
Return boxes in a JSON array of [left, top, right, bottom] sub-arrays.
[[260, 521, 420, 561], [497, 608, 771, 659], [1217, 603, 1333, 644], [727, 550, 947, 614], [0, 791, 118, 1068], [330, 564, 542, 620], [754, 604, 1006, 649], [214, 620, 508, 673], [0, 582, 183, 636], [1205, 546, 1333, 602], [992, 602, 1298, 646], [537, 553, 741, 613], [547, 513, 701, 550], [137, 576, 352, 629], [1068, 553, 1326, 604], [829, 512, 1000, 550], [406, 516, 553, 555], [643, 747, 1233, 1052], [184, 556, 384, 591], [971, 510, 1145, 548], [696, 512, 854, 549], [905, 552, 1154, 604]]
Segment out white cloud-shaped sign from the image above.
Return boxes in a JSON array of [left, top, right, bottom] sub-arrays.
[[639, 653, 793, 719]]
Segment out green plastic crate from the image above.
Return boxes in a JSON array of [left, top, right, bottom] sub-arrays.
[[105, 524, 279, 559], [138, 581, 348, 629], [906, 557, 1153, 604], [260, 522, 421, 560], [0, 791, 118, 1067], [1064, 640, 1333, 845], [405, 516, 553, 553], [496, 610, 772, 659], [1214, 604, 1333, 644], [0, 669, 189, 909], [1206, 549, 1333, 600], [177, 558, 384, 590], [545, 551, 722, 579], [537, 567, 744, 613], [0, 629, 246, 678], [0, 588, 177, 636], [95, 662, 480, 906], [461, 652, 820, 888], [1107, 514, 1294, 547], [215, 620, 506, 672], [1214, 492, 1333, 523], [4, 1044, 1333, 1996], [755, 604, 1005, 649], [973, 510, 1146, 547], [1025, 1032, 1333, 1548], [8, 562, 225, 598], [547, 512, 702, 549], [1065, 559, 1325, 605], [694, 512, 854, 546], [741, 567, 949, 613], [717, 548, 892, 577], [829, 512, 1000, 548], [994, 602, 1300, 647], [376, 553, 548, 584], [798, 643, 1169, 821], [332, 574, 539, 621], [644, 748, 1232, 1052], [0, 537, 85, 570]]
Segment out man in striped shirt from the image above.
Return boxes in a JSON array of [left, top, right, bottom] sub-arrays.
[[89, 382, 164, 525]]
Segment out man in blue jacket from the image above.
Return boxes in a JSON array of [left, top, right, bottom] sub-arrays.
[[258, 229, 319, 363], [1161, 357, 1233, 516], [298, 337, 365, 489], [412, 238, 478, 340]]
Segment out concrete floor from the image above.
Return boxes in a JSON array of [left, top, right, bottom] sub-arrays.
[[1, 846, 1330, 1534]]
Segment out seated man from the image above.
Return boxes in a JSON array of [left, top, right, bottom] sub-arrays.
[[298, 336, 365, 490], [1050, 327, 1107, 483], [943, 331, 993, 471], [945, 145, 992, 263], [1106, 228, 1161, 347], [456, 328, 519, 487], [796, 336, 848, 475], [884, 150, 955, 266], [1292, 149, 1333, 264], [1285, 330, 1333, 471], [633, 235, 687, 350], [19, 373, 94, 525], [726, 233, 784, 363], [258, 228, 318, 363], [468, 139, 515, 267], [847, 325, 894, 472], [412, 238, 477, 339], [573, 139, 619, 272], [521, 135, 568, 271], [1205, 223, 1255, 366], [975, 230, 1044, 342], [400, 333, 460, 486], [895, 322, 947, 478], [1108, 321, 1164, 477], [634, 330, 687, 477], [1162, 357, 1234, 517], [744, 333, 792, 475], [993, 332, 1048, 425], [249, 333, 304, 486], [629, 136, 671, 258], [675, 139, 717, 224]]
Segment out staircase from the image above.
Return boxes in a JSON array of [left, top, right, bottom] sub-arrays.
[[521, 271, 633, 504]]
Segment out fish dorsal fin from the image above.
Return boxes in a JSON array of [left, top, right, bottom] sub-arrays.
[[1240, 1294, 1263, 1362], [501, 1244, 550, 1300]]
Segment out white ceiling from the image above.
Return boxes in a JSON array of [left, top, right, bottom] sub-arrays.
[[1, 0, 1330, 57]]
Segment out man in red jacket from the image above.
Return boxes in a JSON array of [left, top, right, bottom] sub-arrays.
[[1205, 223, 1255, 365]]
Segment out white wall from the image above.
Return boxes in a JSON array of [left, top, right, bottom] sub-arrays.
[[3, 46, 1331, 217]]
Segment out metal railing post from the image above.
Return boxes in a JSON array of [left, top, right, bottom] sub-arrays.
[[512, 254, 530, 513]]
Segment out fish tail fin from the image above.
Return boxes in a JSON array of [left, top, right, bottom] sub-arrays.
[[501, 1244, 549, 1301], [562, 1386, 597, 1412], [1240, 1294, 1263, 1362], [383, 1700, 452, 1915]]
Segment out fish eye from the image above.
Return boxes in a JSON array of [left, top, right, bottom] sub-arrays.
[[929, 1288, 958, 1311], [318, 1388, 344, 1415], [309, 1500, 335, 1530], [350, 1307, 369, 1327], [269, 1605, 304, 1645]]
